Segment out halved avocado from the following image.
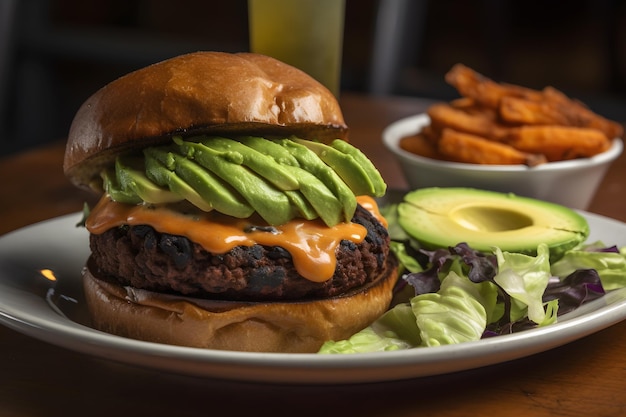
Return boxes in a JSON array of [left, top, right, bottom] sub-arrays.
[[397, 187, 589, 260]]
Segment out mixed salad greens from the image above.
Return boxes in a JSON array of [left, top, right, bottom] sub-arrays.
[[319, 204, 626, 354]]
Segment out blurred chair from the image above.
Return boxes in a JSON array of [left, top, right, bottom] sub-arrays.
[[0, 0, 18, 152], [366, 0, 509, 98], [0, 0, 247, 156], [366, 0, 625, 118], [367, 0, 427, 95]]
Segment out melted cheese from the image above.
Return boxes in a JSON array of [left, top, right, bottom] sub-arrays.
[[356, 195, 388, 228], [85, 195, 385, 282]]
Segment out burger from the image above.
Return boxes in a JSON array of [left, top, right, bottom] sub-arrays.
[[64, 51, 398, 353]]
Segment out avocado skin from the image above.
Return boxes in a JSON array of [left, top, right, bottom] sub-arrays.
[[397, 187, 590, 261]]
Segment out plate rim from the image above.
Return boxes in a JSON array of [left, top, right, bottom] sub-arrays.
[[1, 211, 626, 384]]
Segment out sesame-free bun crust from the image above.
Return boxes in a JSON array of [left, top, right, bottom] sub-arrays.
[[64, 51, 348, 191], [82, 258, 398, 353]]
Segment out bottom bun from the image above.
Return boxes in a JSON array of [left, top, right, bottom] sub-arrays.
[[82, 258, 399, 353]]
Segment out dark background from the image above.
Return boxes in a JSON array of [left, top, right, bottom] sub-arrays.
[[1, 0, 625, 156]]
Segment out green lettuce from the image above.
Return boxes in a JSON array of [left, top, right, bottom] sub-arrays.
[[318, 304, 416, 353], [493, 243, 557, 326], [550, 242, 626, 290], [319, 243, 561, 354], [319, 268, 497, 353], [411, 271, 494, 347]]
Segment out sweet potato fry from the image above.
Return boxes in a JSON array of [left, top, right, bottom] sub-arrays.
[[505, 125, 612, 161], [397, 63, 624, 166], [541, 87, 624, 139], [501, 92, 623, 140], [449, 97, 475, 109], [437, 128, 546, 166], [499, 96, 571, 126], [427, 103, 508, 141], [399, 133, 443, 159], [450, 98, 501, 121], [444, 63, 542, 108], [420, 124, 441, 144]]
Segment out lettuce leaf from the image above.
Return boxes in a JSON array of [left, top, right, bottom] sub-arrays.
[[379, 203, 409, 242], [493, 243, 556, 326], [390, 241, 423, 274], [543, 269, 605, 315], [319, 263, 498, 353], [318, 304, 416, 353], [411, 271, 493, 346], [550, 242, 626, 290], [318, 239, 625, 354]]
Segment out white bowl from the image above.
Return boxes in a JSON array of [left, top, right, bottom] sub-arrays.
[[382, 114, 623, 210]]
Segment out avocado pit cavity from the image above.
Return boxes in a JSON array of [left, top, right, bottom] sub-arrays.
[[450, 205, 534, 233]]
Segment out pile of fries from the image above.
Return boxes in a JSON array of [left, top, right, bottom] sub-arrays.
[[400, 64, 624, 165]]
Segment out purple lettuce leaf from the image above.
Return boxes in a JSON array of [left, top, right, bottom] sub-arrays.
[[543, 269, 606, 315], [449, 242, 498, 283]]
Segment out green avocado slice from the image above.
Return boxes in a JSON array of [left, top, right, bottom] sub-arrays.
[[277, 138, 357, 222], [144, 147, 254, 218], [144, 154, 214, 212], [102, 169, 142, 204], [282, 165, 344, 226], [108, 135, 384, 227], [292, 138, 377, 196], [330, 139, 387, 197], [199, 137, 299, 191], [397, 187, 590, 260], [284, 190, 318, 220], [112, 156, 181, 205], [238, 136, 346, 226], [236, 136, 300, 166], [175, 140, 296, 226]]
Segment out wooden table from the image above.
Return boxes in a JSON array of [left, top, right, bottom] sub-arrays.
[[1, 93, 625, 417]]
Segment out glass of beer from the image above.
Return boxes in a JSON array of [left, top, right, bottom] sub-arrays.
[[248, 0, 345, 96]]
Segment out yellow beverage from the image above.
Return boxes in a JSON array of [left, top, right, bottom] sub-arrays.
[[248, 0, 345, 96]]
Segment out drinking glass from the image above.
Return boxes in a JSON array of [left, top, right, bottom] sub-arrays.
[[248, 0, 345, 96]]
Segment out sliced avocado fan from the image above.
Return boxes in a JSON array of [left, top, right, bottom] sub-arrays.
[[103, 135, 387, 227]]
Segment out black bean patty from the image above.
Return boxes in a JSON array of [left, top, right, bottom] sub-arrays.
[[88, 205, 392, 301]]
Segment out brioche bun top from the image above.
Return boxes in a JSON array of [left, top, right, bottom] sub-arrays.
[[64, 51, 348, 191]]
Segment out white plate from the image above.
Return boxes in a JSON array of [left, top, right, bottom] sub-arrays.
[[1, 212, 626, 384]]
